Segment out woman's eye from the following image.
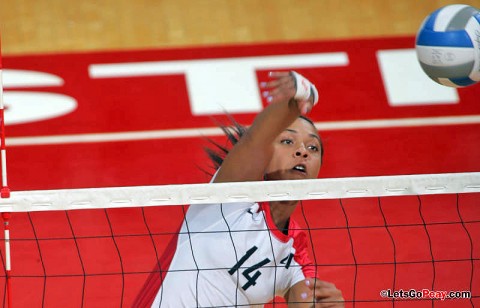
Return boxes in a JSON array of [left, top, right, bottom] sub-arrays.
[[308, 145, 319, 152], [281, 139, 293, 145]]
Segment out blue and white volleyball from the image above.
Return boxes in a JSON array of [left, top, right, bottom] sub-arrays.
[[415, 4, 480, 87]]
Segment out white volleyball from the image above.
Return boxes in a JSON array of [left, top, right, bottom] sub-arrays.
[[415, 4, 480, 87]]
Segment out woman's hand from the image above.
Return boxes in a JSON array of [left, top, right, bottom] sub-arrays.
[[260, 71, 317, 115], [287, 278, 344, 307], [213, 71, 318, 183], [304, 278, 344, 307]]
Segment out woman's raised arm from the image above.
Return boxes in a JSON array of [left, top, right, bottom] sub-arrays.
[[213, 71, 318, 183]]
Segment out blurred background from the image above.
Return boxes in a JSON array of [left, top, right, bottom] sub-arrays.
[[0, 1, 479, 307], [1, 0, 479, 55]]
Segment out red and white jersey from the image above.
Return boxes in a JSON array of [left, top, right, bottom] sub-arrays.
[[141, 199, 315, 307]]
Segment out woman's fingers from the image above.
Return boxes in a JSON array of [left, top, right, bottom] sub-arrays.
[[260, 73, 296, 103], [304, 279, 345, 307], [267, 71, 291, 79], [259, 71, 315, 114], [260, 73, 294, 90]]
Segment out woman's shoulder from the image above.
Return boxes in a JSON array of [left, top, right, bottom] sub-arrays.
[[288, 218, 308, 242]]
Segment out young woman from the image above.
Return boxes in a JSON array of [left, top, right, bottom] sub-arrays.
[[136, 71, 344, 307]]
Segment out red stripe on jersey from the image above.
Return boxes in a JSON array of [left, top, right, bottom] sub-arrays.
[[260, 202, 316, 278], [259, 202, 290, 243], [132, 230, 180, 307], [289, 220, 317, 278]]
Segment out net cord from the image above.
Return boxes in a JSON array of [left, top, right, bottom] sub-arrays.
[[0, 172, 479, 213]]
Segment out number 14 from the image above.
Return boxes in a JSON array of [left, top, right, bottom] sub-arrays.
[[228, 246, 294, 290]]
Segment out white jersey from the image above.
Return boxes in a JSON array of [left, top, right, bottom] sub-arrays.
[[133, 199, 316, 307]]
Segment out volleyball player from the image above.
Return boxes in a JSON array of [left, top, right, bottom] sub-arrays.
[[137, 71, 344, 307]]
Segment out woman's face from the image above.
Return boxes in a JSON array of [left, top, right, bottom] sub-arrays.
[[264, 118, 322, 181]]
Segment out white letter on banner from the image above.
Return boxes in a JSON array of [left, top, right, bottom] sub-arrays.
[[376, 49, 458, 106], [89, 53, 349, 115], [2, 69, 78, 125]]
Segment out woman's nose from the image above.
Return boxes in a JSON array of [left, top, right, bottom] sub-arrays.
[[294, 146, 308, 158]]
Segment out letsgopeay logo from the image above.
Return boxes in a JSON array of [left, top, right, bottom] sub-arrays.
[[380, 289, 472, 301]]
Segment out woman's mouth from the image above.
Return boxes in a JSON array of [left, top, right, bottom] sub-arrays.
[[292, 164, 307, 174]]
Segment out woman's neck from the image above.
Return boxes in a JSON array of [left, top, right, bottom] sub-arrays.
[[269, 200, 298, 231]]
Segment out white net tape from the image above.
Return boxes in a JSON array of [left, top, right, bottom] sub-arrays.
[[0, 172, 479, 212]]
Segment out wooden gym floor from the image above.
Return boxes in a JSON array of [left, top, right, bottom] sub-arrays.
[[1, 0, 479, 55]]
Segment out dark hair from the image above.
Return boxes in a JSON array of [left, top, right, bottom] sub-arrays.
[[204, 115, 324, 172], [204, 115, 247, 171]]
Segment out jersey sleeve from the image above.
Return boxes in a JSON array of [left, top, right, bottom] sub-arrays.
[[291, 220, 317, 279]]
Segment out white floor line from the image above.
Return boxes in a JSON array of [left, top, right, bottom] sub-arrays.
[[6, 114, 480, 146]]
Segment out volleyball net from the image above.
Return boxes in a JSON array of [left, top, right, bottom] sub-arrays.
[[0, 173, 477, 307]]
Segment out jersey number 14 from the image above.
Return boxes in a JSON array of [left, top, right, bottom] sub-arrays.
[[228, 246, 294, 290]]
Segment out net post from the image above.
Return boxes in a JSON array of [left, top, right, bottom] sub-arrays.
[[0, 33, 12, 308], [1, 212, 11, 308], [0, 34, 9, 199]]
